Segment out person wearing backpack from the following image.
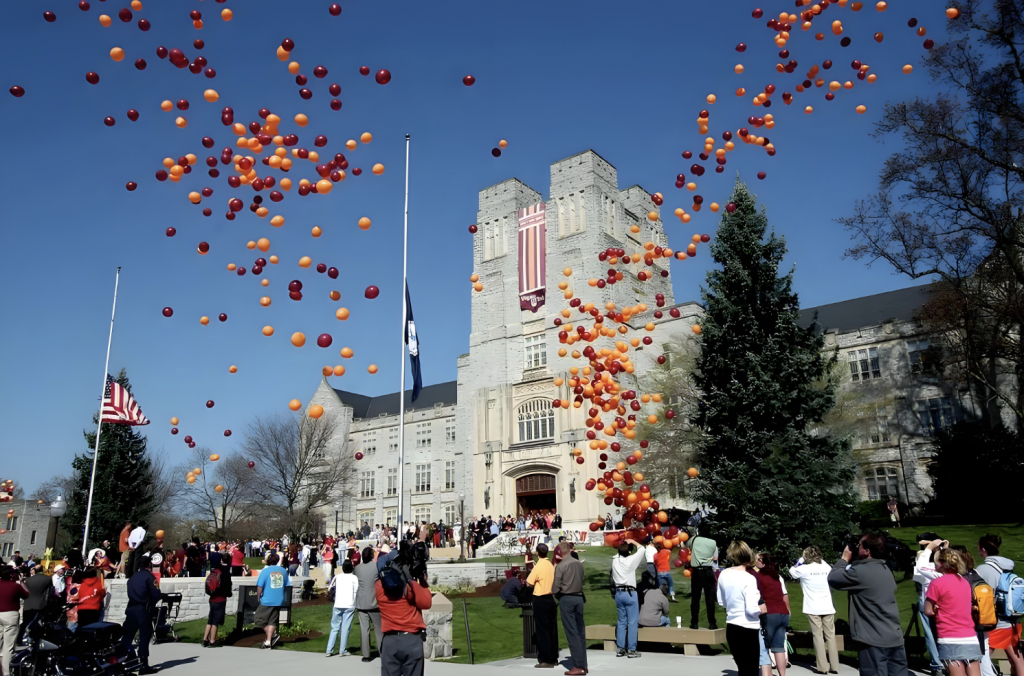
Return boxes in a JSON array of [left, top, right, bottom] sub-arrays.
[[202, 552, 233, 648], [375, 550, 432, 676], [977, 535, 1024, 676], [924, 548, 982, 676]]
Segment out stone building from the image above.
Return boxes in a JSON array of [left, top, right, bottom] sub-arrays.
[[0, 498, 58, 559], [310, 150, 967, 533]]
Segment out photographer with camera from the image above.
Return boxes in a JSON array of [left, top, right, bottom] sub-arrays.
[[375, 540, 432, 676], [828, 534, 907, 676]]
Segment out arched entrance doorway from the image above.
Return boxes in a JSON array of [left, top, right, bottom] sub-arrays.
[[516, 473, 556, 516]]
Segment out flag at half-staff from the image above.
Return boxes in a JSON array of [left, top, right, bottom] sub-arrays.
[[101, 374, 150, 426]]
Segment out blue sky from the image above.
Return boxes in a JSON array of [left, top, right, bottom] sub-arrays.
[[0, 0, 945, 492]]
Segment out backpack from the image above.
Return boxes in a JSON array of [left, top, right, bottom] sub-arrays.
[[205, 568, 221, 596], [378, 559, 407, 600], [994, 568, 1024, 620], [965, 569, 998, 631]]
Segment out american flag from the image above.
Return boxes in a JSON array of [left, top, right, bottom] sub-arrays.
[[101, 375, 150, 426]]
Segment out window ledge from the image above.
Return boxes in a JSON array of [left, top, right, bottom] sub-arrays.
[[508, 439, 556, 451]]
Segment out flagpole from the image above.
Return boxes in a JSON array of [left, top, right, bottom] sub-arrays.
[[396, 134, 410, 530], [82, 266, 121, 554]]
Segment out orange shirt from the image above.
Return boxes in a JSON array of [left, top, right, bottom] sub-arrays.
[[654, 549, 671, 573], [375, 580, 432, 633], [76, 576, 106, 611], [119, 527, 131, 553]]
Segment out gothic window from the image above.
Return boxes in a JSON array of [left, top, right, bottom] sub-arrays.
[[496, 217, 507, 257], [916, 397, 954, 436], [848, 348, 881, 381], [577, 193, 586, 233], [558, 199, 567, 238], [864, 466, 900, 501], [484, 222, 495, 261], [517, 398, 555, 443], [568, 195, 577, 234]]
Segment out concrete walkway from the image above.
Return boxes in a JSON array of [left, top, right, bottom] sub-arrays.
[[147, 641, 920, 676]]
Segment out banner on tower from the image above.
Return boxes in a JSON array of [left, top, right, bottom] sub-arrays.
[[518, 202, 546, 313]]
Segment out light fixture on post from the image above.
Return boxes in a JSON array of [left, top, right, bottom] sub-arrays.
[[48, 495, 67, 551]]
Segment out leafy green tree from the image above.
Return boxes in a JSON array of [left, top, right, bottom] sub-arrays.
[[692, 181, 857, 559], [65, 369, 162, 550]]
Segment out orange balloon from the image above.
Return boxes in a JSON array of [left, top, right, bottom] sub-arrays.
[[333, 365, 346, 377], [358, 217, 371, 230], [499, 139, 508, 148], [875, 1, 887, 10], [692, 324, 702, 335], [683, 569, 692, 578], [902, 64, 914, 74], [341, 347, 354, 358], [288, 61, 300, 75], [329, 290, 341, 301], [946, 6, 960, 18], [360, 132, 373, 144], [309, 404, 325, 419], [311, 226, 322, 238], [255, 237, 270, 252], [687, 467, 699, 478], [193, 468, 202, 476], [229, 365, 237, 373], [263, 326, 275, 337], [295, 114, 309, 127], [368, 364, 379, 374], [204, 89, 219, 103], [221, 8, 233, 20], [346, 139, 357, 150], [706, 94, 717, 104], [316, 179, 333, 194], [175, 116, 188, 128], [110, 47, 125, 62], [99, 14, 112, 26], [288, 399, 302, 411], [680, 532, 689, 543], [271, 215, 285, 227], [856, 105, 867, 114], [298, 256, 312, 268], [170, 417, 179, 425], [186, 476, 196, 484], [214, 485, 224, 493], [200, 316, 210, 325], [291, 332, 306, 347], [210, 454, 220, 461], [269, 255, 279, 264], [336, 308, 350, 320], [322, 366, 333, 377], [372, 163, 385, 175]]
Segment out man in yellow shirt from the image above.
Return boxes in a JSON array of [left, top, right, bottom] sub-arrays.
[[527, 543, 559, 668]]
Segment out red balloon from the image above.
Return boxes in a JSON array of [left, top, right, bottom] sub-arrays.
[[726, 202, 737, 213], [86, 72, 100, 85], [43, 11, 56, 22], [359, 66, 370, 75], [118, 7, 132, 22], [138, 18, 150, 31], [364, 285, 380, 299], [171, 428, 178, 435], [375, 69, 392, 85], [247, 461, 255, 469], [104, 116, 116, 127], [9, 86, 25, 98], [189, 10, 201, 20], [184, 435, 193, 444], [329, 83, 341, 96], [188, 441, 196, 448], [752, 8, 763, 18], [79, 1, 90, 10], [355, 452, 364, 460], [127, 109, 139, 121], [166, 227, 176, 237], [224, 430, 232, 437], [317, 333, 333, 348], [198, 241, 210, 253], [463, 75, 476, 86], [194, 39, 205, 50], [206, 400, 215, 408], [491, 148, 501, 157], [126, 181, 137, 191], [329, 3, 342, 15], [469, 224, 478, 234], [218, 313, 227, 322], [162, 307, 173, 317], [314, 65, 328, 78]]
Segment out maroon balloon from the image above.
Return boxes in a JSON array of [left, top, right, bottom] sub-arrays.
[[299, 88, 312, 99], [206, 400, 215, 408], [701, 234, 711, 243], [735, 42, 746, 52], [329, 3, 342, 15], [329, 83, 341, 96], [194, 39, 205, 50], [119, 7, 132, 21], [463, 74, 476, 86], [190, 9, 201, 20], [103, 116, 115, 127], [198, 241, 210, 253], [155, 170, 168, 182], [288, 280, 303, 292], [86, 72, 100, 85], [79, 1, 90, 10], [202, 208, 212, 217], [330, 99, 342, 110], [281, 38, 295, 51], [375, 69, 392, 84], [224, 430, 232, 437], [9, 86, 25, 98], [314, 65, 328, 78], [218, 313, 227, 322], [133, 58, 146, 70], [359, 65, 370, 76], [752, 7, 763, 17], [156, 46, 168, 59], [295, 74, 307, 85], [138, 18, 150, 31], [908, 17, 919, 27], [316, 263, 327, 273], [205, 67, 216, 78], [317, 333, 333, 348], [229, 198, 243, 212], [166, 227, 176, 237], [326, 267, 339, 279], [126, 181, 137, 191], [682, 150, 692, 159], [184, 435, 193, 444], [188, 441, 196, 448], [726, 202, 737, 213], [491, 148, 501, 157], [364, 285, 380, 299], [289, 290, 302, 300], [469, 224, 478, 234], [162, 307, 174, 317], [248, 461, 255, 469], [314, 135, 327, 147], [177, 99, 189, 111], [44, 10, 56, 22], [171, 428, 178, 435]]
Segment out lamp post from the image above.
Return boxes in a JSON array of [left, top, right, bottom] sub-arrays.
[[48, 495, 67, 551], [458, 493, 466, 563]]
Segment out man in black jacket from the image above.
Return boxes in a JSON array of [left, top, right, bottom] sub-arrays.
[[120, 556, 162, 674], [828, 534, 907, 676]]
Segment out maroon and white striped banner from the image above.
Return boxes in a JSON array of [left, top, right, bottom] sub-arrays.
[[517, 202, 546, 312]]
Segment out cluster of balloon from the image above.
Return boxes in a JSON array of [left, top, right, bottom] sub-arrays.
[[491, 139, 508, 157], [0, 479, 14, 503]]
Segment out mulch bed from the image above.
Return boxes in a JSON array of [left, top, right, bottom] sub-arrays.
[[454, 580, 504, 598]]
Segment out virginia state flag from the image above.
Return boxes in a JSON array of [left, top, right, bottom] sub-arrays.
[[405, 283, 422, 402]]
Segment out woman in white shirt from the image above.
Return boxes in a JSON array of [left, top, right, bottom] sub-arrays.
[[326, 560, 360, 656], [717, 541, 763, 676], [789, 546, 839, 674]]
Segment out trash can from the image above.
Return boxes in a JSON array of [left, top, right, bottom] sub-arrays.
[[520, 603, 537, 659]]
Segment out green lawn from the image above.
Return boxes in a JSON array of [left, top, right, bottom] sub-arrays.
[[169, 524, 1024, 664]]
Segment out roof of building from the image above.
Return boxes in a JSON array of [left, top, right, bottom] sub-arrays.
[[332, 381, 458, 419], [799, 282, 940, 333]]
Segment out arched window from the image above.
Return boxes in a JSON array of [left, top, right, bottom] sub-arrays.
[[518, 399, 555, 443]]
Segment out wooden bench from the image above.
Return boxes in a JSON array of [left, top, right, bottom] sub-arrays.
[[585, 624, 726, 655], [787, 631, 846, 651]]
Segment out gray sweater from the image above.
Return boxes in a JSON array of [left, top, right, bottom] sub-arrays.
[[828, 557, 903, 648], [639, 588, 670, 627], [353, 560, 379, 611]]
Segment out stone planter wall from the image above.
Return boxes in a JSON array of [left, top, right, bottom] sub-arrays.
[[424, 593, 452, 659]]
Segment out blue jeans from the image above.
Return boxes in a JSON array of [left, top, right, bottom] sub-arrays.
[[326, 607, 355, 655], [657, 616, 670, 627], [657, 572, 675, 596], [920, 597, 941, 671], [302, 559, 310, 577], [615, 590, 639, 651]]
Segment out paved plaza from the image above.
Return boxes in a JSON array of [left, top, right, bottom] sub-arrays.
[[147, 641, 905, 676]]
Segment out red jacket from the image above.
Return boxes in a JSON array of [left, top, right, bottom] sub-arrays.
[[375, 580, 432, 633]]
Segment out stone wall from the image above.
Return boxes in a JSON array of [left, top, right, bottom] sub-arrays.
[[426, 562, 507, 588], [0, 499, 55, 559], [424, 593, 452, 659], [103, 576, 305, 625]]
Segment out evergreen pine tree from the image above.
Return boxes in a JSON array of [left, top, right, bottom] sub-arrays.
[[692, 181, 856, 558], [65, 369, 160, 549]]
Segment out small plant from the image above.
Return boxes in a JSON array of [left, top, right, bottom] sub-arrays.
[[430, 581, 477, 597]]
